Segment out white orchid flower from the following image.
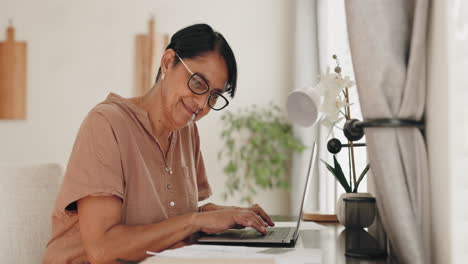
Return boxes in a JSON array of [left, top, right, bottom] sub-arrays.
[[336, 75, 355, 90], [316, 67, 343, 97], [315, 67, 355, 127]]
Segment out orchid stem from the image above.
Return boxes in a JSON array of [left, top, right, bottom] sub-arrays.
[[348, 141, 352, 191], [340, 110, 347, 118], [344, 88, 357, 188]]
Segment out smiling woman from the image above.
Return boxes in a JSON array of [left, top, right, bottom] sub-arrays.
[[43, 24, 275, 264]]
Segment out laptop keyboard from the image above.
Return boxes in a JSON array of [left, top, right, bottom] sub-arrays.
[[240, 227, 291, 239]]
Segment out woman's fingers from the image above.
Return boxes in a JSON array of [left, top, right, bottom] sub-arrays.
[[248, 212, 267, 234], [250, 204, 275, 226], [235, 211, 267, 234], [249, 220, 266, 234], [256, 213, 268, 227]]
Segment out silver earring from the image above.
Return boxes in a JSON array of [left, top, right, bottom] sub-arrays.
[[162, 73, 166, 80]]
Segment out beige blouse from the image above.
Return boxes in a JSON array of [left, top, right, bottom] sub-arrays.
[[43, 93, 212, 264]]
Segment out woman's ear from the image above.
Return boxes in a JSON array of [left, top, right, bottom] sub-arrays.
[[160, 49, 177, 77]]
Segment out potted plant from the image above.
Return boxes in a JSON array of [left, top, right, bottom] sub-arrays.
[[317, 55, 374, 228], [218, 104, 305, 205]]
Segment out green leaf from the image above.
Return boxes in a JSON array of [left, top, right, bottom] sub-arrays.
[[333, 156, 351, 192], [353, 164, 370, 193], [321, 159, 337, 175], [321, 157, 351, 193], [223, 160, 238, 174], [278, 180, 290, 190]]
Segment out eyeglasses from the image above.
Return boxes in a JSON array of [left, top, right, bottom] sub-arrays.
[[175, 53, 229, 111]]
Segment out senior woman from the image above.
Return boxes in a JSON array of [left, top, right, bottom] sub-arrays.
[[43, 24, 275, 264]]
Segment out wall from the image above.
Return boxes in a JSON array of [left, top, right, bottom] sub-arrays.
[[446, 0, 468, 261], [0, 0, 294, 214], [427, 0, 468, 262]]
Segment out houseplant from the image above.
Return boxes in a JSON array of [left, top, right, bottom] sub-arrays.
[[218, 104, 305, 205], [317, 55, 374, 228]]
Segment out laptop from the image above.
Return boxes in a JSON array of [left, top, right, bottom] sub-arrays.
[[197, 143, 317, 248]]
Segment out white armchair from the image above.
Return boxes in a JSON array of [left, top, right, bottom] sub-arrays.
[[0, 163, 63, 263]]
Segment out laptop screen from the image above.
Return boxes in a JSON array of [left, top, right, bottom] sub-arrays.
[[291, 141, 317, 238]]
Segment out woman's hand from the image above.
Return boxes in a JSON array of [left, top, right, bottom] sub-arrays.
[[193, 208, 270, 234], [167, 240, 189, 249], [245, 203, 275, 227], [199, 203, 275, 228]]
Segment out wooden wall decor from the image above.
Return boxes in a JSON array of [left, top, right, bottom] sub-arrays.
[[0, 21, 27, 119], [134, 17, 169, 96]]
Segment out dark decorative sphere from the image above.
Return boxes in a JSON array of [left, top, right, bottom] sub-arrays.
[[327, 138, 342, 154], [343, 119, 365, 141]]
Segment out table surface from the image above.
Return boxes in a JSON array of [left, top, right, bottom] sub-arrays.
[[272, 215, 388, 264], [119, 216, 389, 264]]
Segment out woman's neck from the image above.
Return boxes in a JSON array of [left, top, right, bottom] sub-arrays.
[[132, 85, 173, 142]]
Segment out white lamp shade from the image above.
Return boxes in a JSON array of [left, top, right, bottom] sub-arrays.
[[286, 87, 320, 127]]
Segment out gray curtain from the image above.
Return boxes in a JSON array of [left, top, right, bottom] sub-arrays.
[[344, 1, 430, 263]]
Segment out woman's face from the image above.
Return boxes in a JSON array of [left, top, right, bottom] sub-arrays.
[[160, 50, 229, 129]]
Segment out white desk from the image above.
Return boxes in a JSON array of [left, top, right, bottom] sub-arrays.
[[138, 221, 388, 264], [287, 221, 388, 264]]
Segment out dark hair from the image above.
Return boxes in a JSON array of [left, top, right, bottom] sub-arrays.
[[155, 24, 237, 98]]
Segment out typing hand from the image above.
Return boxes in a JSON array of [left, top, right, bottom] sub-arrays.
[[244, 203, 275, 227], [194, 208, 269, 235]]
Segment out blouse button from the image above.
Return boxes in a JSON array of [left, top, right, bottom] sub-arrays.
[[166, 183, 172, 190], [170, 201, 175, 207]]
